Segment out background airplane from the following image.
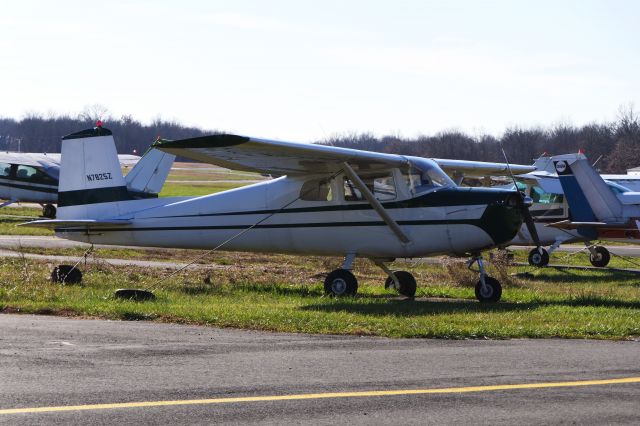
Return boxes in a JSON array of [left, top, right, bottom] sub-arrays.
[[459, 154, 633, 267], [23, 124, 540, 303], [549, 152, 640, 258], [0, 150, 171, 218]]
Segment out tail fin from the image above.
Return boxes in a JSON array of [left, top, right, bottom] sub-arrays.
[[553, 153, 623, 222], [58, 125, 133, 218], [125, 148, 175, 196]]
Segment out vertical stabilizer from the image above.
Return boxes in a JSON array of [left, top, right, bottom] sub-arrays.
[[553, 153, 623, 222], [58, 125, 132, 219]]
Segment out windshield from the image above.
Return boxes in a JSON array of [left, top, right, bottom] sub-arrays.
[[404, 158, 455, 194]]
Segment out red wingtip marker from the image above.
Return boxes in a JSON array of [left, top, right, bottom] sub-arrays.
[[578, 148, 585, 154], [96, 120, 103, 128]]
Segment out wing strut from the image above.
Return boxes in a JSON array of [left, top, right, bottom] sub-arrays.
[[342, 162, 411, 244]]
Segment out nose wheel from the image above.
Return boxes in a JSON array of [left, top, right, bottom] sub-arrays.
[[528, 247, 549, 267], [468, 255, 502, 303], [588, 245, 610, 267]]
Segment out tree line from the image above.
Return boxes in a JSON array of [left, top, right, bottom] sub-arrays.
[[325, 107, 640, 174], [0, 106, 638, 173]]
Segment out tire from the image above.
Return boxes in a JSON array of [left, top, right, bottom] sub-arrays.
[[42, 204, 56, 218], [384, 271, 417, 298], [324, 269, 358, 296], [475, 276, 502, 303], [51, 265, 82, 284], [528, 248, 549, 267], [589, 246, 610, 268]]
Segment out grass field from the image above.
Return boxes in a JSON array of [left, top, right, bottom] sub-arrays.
[[1, 249, 639, 339], [1, 166, 639, 339]]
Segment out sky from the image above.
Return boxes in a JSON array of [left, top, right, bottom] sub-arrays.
[[0, 0, 638, 141]]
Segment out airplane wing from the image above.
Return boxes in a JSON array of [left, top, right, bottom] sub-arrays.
[[432, 159, 536, 177], [153, 135, 408, 175], [153, 135, 535, 176]]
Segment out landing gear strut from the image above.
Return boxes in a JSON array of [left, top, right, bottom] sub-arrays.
[[587, 245, 610, 267], [373, 259, 417, 298], [468, 255, 502, 303]]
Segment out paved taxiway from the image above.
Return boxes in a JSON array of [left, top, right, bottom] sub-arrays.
[[1, 314, 638, 425]]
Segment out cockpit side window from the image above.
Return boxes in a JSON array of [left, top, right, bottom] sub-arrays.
[[343, 172, 397, 202], [529, 185, 563, 204], [14, 165, 57, 185], [300, 178, 333, 201], [0, 162, 11, 177]]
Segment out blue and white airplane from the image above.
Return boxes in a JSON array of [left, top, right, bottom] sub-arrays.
[[546, 152, 640, 267], [22, 124, 540, 303]]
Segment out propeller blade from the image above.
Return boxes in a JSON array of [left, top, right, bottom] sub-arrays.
[[520, 200, 542, 248], [499, 145, 543, 249]]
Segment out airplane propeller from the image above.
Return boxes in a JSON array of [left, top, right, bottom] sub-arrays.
[[500, 146, 543, 249]]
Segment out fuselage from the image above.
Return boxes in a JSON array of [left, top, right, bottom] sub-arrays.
[[56, 175, 523, 258]]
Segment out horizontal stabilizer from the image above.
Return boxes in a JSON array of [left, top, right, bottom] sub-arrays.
[[125, 148, 176, 195], [19, 219, 131, 229]]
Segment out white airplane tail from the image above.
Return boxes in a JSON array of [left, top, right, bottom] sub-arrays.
[[553, 153, 623, 222], [57, 124, 173, 220]]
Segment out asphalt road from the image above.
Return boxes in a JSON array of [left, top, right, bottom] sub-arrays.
[[0, 314, 639, 425]]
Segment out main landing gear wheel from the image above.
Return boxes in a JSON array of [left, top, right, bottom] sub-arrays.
[[384, 271, 417, 298], [42, 204, 56, 218], [528, 247, 549, 267], [589, 246, 610, 268], [475, 276, 502, 303], [324, 269, 358, 296], [51, 265, 82, 284]]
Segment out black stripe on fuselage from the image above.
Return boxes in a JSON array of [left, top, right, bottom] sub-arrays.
[[56, 218, 483, 233], [143, 187, 513, 219], [0, 179, 57, 194]]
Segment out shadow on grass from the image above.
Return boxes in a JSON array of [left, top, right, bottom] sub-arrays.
[[518, 268, 640, 284], [301, 295, 640, 317]]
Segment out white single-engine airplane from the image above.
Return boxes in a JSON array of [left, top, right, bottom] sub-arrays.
[[23, 124, 540, 303], [0, 150, 171, 218], [548, 152, 640, 254]]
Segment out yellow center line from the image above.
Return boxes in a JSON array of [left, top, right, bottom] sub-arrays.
[[2, 376, 639, 415]]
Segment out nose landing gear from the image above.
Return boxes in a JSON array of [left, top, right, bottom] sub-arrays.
[[468, 255, 502, 303]]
